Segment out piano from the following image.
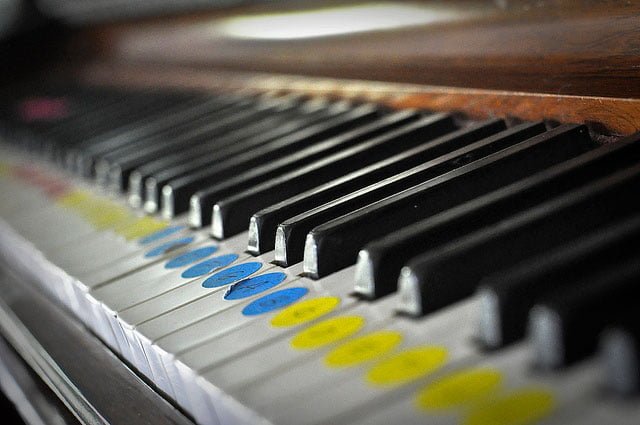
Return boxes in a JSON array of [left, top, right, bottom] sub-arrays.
[[1, 1, 640, 424]]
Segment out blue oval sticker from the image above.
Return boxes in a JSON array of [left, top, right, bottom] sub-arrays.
[[242, 287, 309, 316], [224, 272, 287, 300], [202, 262, 262, 288], [144, 236, 195, 258], [138, 225, 185, 245], [181, 254, 239, 279], [164, 245, 218, 269]]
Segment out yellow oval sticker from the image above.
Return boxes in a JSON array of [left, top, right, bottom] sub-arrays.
[[463, 388, 555, 425], [117, 216, 168, 240], [367, 346, 448, 387], [416, 368, 503, 411], [291, 316, 365, 350], [325, 330, 403, 368], [270, 296, 340, 327]]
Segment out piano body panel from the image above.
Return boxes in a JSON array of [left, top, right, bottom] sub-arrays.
[[2, 1, 640, 424]]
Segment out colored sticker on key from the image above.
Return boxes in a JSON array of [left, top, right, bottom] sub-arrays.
[[270, 296, 340, 327], [201, 262, 262, 288], [138, 224, 184, 245], [224, 272, 286, 300], [366, 346, 448, 387], [144, 236, 195, 258], [416, 368, 503, 411], [325, 331, 403, 368], [90, 204, 131, 229], [291, 316, 365, 350], [56, 190, 91, 208], [0, 162, 9, 176], [463, 388, 555, 425], [165, 245, 218, 269], [181, 254, 239, 279], [242, 287, 309, 316]]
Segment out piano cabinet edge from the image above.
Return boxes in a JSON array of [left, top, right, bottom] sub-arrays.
[[72, 62, 640, 138]]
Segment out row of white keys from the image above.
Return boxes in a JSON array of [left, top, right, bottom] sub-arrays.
[[163, 267, 360, 412], [75, 227, 213, 348], [349, 345, 640, 425], [5, 150, 636, 425], [107, 234, 263, 382], [222, 298, 478, 425]]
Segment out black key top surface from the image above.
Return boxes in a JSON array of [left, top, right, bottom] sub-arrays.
[[397, 164, 640, 317], [355, 133, 640, 299], [274, 119, 507, 266], [304, 122, 547, 278]]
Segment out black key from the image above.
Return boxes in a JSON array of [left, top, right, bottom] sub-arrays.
[[206, 110, 421, 238], [165, 104, 380, 220], [143, 99, 342, 213], [136, 98, 322, 211], [478, 214, 640, 348], [274, 119, 507, 266], [127, 104, 310, 208], [100, 98, 250, 191], [356, 133, 640, 299], [304, 126, 592, 278], [92, 96, 292, 187], [397, 164, 640, 317], [246, 114, 458, 254], [600, 313, 640, 395], [530, 257, 640, 369], [68, 94, 211, 174], [303, 122, 546, 277], [80, 93, 277, 178], [103, 100, 311, 192], [48, 93, 173, 165]]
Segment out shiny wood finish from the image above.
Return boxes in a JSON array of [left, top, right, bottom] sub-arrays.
[[78, 63, 640, 137], [74, 0, 640, 99]]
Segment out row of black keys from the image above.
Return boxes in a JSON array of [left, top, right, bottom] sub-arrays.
[[4, 87, 640, 391]]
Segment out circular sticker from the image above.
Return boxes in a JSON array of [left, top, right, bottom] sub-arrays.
[[118, 216, 167, 240], [463, 388, 555, 425], [164, 245, 218, 269], [291, 316, 365, 350], [416, 368, 503, 411], [144, 236, 195, 258], [138, 225, 185, 245], [242, 287, 309, 316], [366, 346, 448, 387], [270, 297, 340, 328], [325, 331, 403, 368], [181, 254, 239, 279], [224, 272, 287, 300], [201, 262, 262, 288]]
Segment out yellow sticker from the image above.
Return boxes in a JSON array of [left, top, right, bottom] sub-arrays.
[[325, 330, 403, 368], [56, 190, 92, 209], [463, 388, 555, 425], [270, 296, 340, 327], [366, 346, 448, 387], [0, 162, 9, 177], [416, 368, 503, 411], [116, 216, 168, 240], [90, 204, 131, 229], [291, 316, 365, 350]]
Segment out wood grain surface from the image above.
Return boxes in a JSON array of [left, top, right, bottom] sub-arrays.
[[70, 0, 640, 99]]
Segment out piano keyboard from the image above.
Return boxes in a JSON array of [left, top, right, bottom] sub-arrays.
[[1, 86, 639, 425]]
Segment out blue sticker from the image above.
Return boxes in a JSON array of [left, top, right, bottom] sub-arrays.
[[224, 272, 287, 300], [202, 262, 262, 288], [165, 245, 218, 269], [242, 287, 309, 316], [181, 254, 239, 279], [144, 236, 195, 258], [138, 225, 185, 245]]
